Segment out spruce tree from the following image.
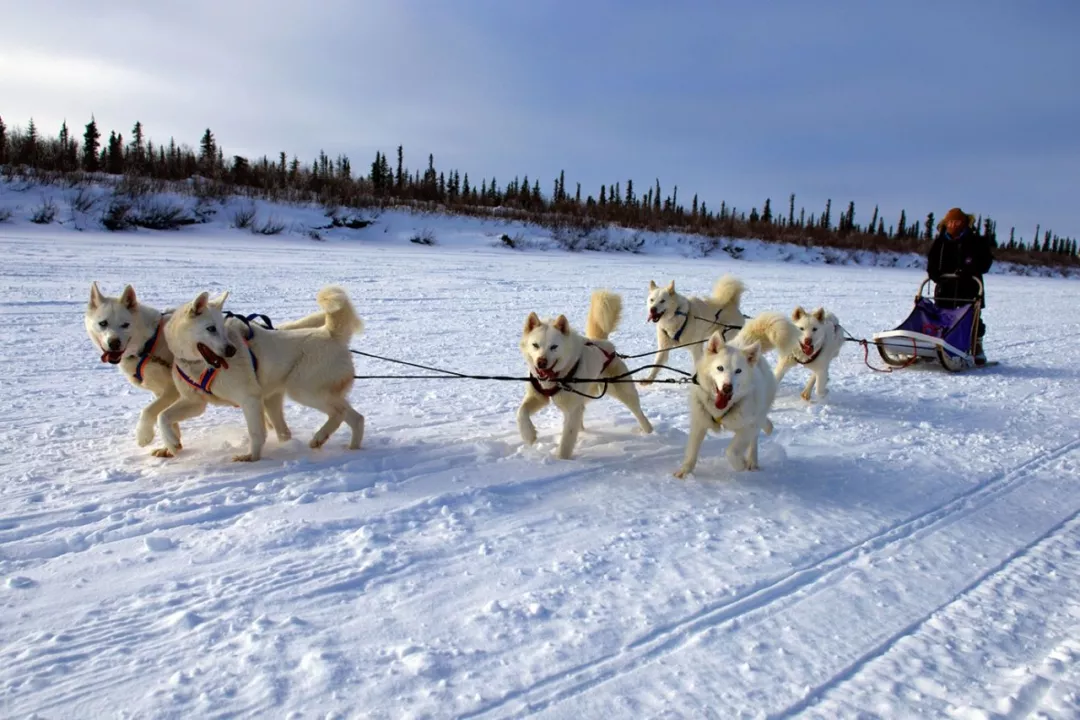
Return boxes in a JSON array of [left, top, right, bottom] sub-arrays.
[[897, 209, 907, 238], [762, 198, 772, 224], [395, 145, 404, 191], [82, 116, 101, 172], [788, 194, 795, 226], [822, 199, 831, 229], [199, 128, 216, 175], [0, 115, 7, 165]]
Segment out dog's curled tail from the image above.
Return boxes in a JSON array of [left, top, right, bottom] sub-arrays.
[[585, 289, 622, 340], [711, 274, 746, 308], [316, 285, 363, 342], [735, 311, 799, 355], [277, 311, 326, 331]]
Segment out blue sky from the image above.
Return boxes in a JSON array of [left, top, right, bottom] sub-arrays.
[[3, 1, 1078, 240]]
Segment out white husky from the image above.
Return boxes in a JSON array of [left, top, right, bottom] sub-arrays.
[[158, 286, 364, 462], [84, 283, 179, 454], [518, 290, 654, 459], [641, 275, 747, 384], [674, 312, 799, 478], [84, 283, 329, 456], [774, 306, 845, 402]]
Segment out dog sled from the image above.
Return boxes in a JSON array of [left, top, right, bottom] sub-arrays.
[[872, 275, 992, 373]]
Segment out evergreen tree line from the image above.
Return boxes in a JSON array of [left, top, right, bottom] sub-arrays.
[[1, 115, 1076, 266]]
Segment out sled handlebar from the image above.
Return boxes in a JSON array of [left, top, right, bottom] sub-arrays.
[[919, 274, 983, 303]]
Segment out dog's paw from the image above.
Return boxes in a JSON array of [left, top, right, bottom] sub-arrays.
[[151, 447, 175, 459], [763, 418, 774, 435], [232, 453, 259, 462], [636, 421, 655, 435], [136, 423, 155, 447], [800, 388, 813, 402], [520, 425, 538, 446], [276, 429, 293, 442], [309, 436, 327, 450], [673, 466, 692, 479]]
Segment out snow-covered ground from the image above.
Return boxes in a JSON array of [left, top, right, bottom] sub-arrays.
[[2, 218, 1080, 719]]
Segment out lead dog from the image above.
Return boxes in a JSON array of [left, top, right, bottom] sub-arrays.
[[84, 282, 179, 455], [674, 311, 799, 478], [518, 290, 653, 459], [157, 286, 364, 462], [84, 282, 330, 456], [641, 275, 747, 385], [773, 306, 844, 402]]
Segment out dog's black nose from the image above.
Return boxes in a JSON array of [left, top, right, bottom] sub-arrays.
[[721, 383, 733, 394], [537, 357, 548, 369], [224, 344, 237, 358], [108, 338, 122, 351]]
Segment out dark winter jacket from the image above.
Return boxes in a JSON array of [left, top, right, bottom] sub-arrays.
[[926, 228, 994, 308]]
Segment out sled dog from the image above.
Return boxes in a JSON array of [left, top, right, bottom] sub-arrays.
[[85, 282, 330, 456], [774, 306, 845, 402], [674, 311, 799, 477], [158, 286, 364, 462], [85, 282, 180, 455], [518, 290, 654, 459], [641, 275, 747, 384]]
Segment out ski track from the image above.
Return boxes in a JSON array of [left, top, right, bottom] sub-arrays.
[[1, 225, 1079, 719]]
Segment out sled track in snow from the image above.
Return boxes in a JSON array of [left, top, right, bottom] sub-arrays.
[[768, 506, 1080, 718], [462, 437, 1080, 719]]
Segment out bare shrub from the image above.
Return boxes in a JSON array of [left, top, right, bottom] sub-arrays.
[[70, 187, 97, 214], [30, 197, 58, 224], [101, 199, 134, 231], [232, 203, 256, 229], [134, 199, 195, 230], [252, 215, 285, 235], [0, 208, 12, 223], [409, 228, 436, 245]]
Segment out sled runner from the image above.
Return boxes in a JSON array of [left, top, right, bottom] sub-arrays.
[[872, 275, 993, 372]]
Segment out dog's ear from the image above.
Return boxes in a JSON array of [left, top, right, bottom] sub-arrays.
[[665, 281, 675, 294], [523, 312, 542, 334], [190, 291, 210, 316], [705, 330, 725, 355], [648, 280, 657, 291], [89, 281, 104, 309], [812, 307, 826, 322], [792, 306, 805, 321], [742, 341, 761, 366], [208, 290, 229, 310], [119, 284, 138, 311], [553, 314, 570, 335]]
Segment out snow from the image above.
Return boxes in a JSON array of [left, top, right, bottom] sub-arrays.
[[2, 190, 1080, 719]]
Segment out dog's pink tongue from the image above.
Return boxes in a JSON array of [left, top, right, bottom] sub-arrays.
[[100, 351, 121, 364], [715, 390, 732, 410], [801, 342, 814, 356]]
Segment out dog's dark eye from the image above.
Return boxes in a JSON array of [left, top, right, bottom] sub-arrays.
[[717, 365, 724, 372], [121, 323, 130, 329], [735, 368, 742, 374], [98, 320, 108, 328], [549, 345, 558, 351], [531, 342, 540, 349], [208, 326, 218, 334]]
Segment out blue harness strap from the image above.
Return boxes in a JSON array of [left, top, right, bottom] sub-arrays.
[[670, 309, 691, 342], [132, 319, 164, 383]]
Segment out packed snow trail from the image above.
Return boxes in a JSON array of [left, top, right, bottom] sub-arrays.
[[1, 224, 1079, 719]]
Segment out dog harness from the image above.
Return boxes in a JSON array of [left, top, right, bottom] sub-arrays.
[[131, 318, 164, 384], [794, 345, 822, 365], [670, 306, 691, 341], [174, 337, 259, 402], [529, 342, 617, 397]]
